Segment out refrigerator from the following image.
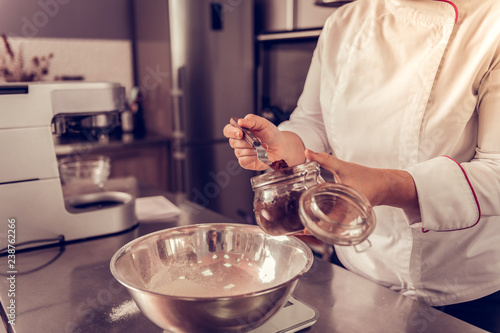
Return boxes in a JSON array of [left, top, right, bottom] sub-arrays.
[[133, 0, 256, 222]]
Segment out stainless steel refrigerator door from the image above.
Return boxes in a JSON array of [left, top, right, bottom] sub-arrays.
[[168, 0, 255, 141], [168, 0, 255, 221]]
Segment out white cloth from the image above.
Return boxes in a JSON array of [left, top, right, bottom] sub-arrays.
[[279, 0, 500, 306], [135, 196, 181, 222]]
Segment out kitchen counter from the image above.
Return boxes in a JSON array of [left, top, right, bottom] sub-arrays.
[[0, 188, 487, 333]]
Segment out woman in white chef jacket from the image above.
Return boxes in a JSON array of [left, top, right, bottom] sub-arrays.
[[225, 0, 500, 331]]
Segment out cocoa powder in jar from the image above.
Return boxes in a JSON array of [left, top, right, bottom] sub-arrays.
[[253, 188, 304, 236], [251, 161, 324, 236]]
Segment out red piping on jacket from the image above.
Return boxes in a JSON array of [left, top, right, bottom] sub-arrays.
[[422, 156, 482, 233], [434, 0, 459, 23]]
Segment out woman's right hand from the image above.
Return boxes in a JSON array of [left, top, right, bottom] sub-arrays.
[[223, 114, 285, 170]]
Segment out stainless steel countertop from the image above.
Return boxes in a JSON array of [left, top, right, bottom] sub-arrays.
[[0, 190, 487, 333]]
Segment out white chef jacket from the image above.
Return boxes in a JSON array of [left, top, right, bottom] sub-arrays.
[[279, 0, 500, 306]]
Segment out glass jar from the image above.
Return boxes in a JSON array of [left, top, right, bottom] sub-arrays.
[[299, 182, 375, 248], [251, 161, 376, 250], [251, 161, 324, 236]]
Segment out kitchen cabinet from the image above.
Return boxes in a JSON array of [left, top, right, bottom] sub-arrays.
[[56, 135, 171, 192], [105, 142, 169, 191]]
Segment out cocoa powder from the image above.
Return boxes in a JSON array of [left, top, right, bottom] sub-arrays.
[[254, 188, 304, 236], [269, 159, 289, 171]]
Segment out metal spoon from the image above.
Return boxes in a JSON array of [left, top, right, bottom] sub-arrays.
[[230, 117, 272, 167]]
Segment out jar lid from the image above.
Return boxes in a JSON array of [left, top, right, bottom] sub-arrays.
[[299, 182, 376, 246], [251, 161, 321, 189]]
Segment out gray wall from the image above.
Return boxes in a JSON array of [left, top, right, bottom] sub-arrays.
[[0, 0, 133, 39]]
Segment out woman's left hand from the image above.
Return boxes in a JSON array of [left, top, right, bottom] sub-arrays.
[[305, 149, 389, 206], [305, 149, 420, 213]]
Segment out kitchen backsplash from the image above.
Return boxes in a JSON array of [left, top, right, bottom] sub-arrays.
[[0, 36, 134, 93]]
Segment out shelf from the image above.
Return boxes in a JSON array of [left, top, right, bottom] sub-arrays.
[[256, 29, 322, 42]]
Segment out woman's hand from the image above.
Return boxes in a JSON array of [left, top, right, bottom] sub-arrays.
[[305, 149, 420, 213], [223, 114, 306, 170]]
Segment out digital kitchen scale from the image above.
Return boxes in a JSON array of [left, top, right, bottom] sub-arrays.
[[249, 296, 319, 333], [162, 295, 319, 333]]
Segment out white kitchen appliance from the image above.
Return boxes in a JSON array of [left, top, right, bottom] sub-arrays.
[[0, 82, 137, 251]]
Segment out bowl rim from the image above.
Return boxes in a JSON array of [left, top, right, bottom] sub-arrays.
[[109, 223, 314, 301]]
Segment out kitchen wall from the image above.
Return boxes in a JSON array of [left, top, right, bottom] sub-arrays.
[[0, 0, 134, 93]]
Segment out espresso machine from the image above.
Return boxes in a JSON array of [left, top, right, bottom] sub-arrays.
[[0, 82, 137, 251]]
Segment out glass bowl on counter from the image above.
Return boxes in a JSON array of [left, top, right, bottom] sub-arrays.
[[58, 154, 111, 188]]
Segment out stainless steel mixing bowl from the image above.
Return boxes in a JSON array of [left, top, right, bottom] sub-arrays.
[[110, 223, 314, 332]]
